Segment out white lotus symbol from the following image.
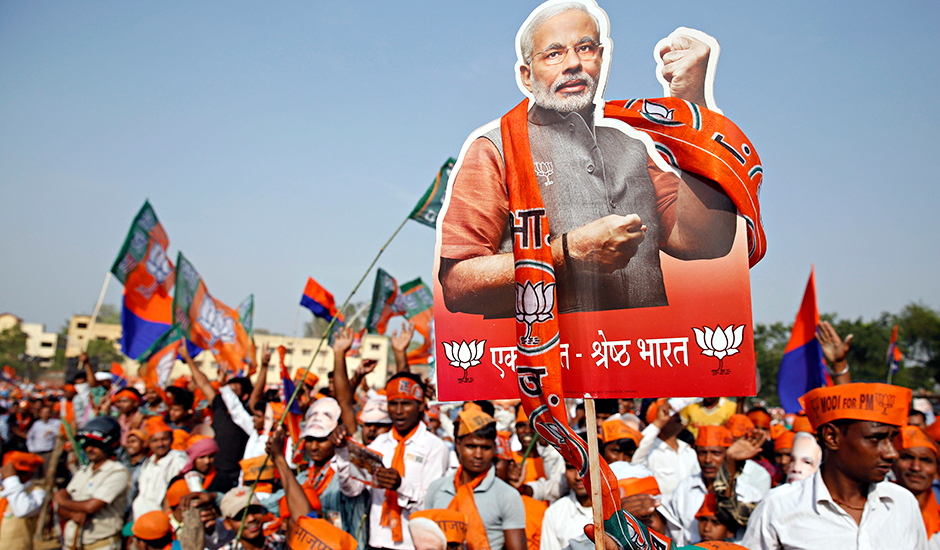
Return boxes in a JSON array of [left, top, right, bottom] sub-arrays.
[[197, 299, 236, 347], [693, 325, 745, 374], [515, 281, 554, 345], [146, 244, 172, 284], [156, 351, 174, 387], [442, 340, 485, 382]]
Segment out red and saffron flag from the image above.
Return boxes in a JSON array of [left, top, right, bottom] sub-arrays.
[[300, 277, 342, 323], [172, 252, 254, 376], [778, 268, 828, 413], [887, 324, 903, 376], [277, 346, 303, 450], [110, 201, 176, 359]]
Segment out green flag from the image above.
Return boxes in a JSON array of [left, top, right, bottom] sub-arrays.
[[366, 268, 405, 334], [238, 294, 254, 336], [399, 278, 433, 319], [408, 158, 455, 228]]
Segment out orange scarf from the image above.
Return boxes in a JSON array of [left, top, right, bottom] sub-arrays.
[[203, 467, 216, 490], [521, 495, 548, 550], [381, 424, 418, 542], [923, 491, 940, 539], [301, 463, 333, 513], [513, 452, 545, 483], [447, 467, 490, 550], [0, 497, 6, 533]]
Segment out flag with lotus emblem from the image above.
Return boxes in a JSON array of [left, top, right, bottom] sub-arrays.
[[138, 324, 189, 390], [111, 201, 176, 359], [172, 252, 254, 375], [365, 268, 405, 334], [409, 158, 455, 228], [400, 278, 434, 364]]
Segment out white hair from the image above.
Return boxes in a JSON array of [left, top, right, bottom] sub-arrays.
[[520, 2, 600, 64]]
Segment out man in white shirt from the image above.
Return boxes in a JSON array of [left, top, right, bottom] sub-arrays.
[[132, 416, 188, 519], [742, 383, 927, 550], [632, 400, 699, 499], [0, 451, 46, 548], [334, 372, 449, 550], [540, 461, 592, 550]]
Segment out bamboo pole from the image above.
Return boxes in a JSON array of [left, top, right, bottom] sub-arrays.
[[81, 272, 112, 352], [584, 398, 606, 550]]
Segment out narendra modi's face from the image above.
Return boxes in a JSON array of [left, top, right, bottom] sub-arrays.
[[520, 9, 602, 113]]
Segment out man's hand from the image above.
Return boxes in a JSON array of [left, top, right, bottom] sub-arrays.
[[567, 215, 646, 273], [658, 35, 710, 107], [621, 494, 658, 518], [179, 339, 192, 362], [373, 467, 402, 490], [507, 461, 526, 489], [0, 461, 17, 480], [390, 323, 415, 354], [817, 321, 853, 364], [266, 426, 287, 459], [652, 401, 673, 429], [260, 344, 272, 368], [330, 424, 348, 448], [726, 431, 768, 462], [179, 491, 215, 512], [355, 359, 378, 379], [78, 352, 89, 366], [333, 327, 355, 355]]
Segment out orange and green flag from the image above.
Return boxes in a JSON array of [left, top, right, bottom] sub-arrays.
[[173, 252, 254, 375], [408, 158, 454, 228], [366, 268, 406, 334], [399, 278, 434, 364]]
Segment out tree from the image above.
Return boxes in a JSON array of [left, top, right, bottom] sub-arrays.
[[95, 304, 121, 324], [302, 301, 367, 338], [0, 324, 28, 375], [86, 339, 124, 368]]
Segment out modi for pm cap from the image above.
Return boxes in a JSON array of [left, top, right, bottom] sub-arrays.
[[799, 382, 912, 430]]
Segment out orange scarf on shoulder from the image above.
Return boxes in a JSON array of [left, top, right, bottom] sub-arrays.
[[302, 463, 332, 513], [923, 491, 940, 539], [381, 424, 418, 543], [447, 467, 490, 550]]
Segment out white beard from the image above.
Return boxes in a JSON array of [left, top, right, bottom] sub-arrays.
[[530, 71, 598, 113]]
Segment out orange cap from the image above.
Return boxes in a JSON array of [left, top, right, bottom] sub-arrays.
[[516, 406, 529, 425], [172, 429, 188, 451], [695, 425, 733, 448], [294, 370, 319, 388], [128, 429, 149, 445], [800, 383, 912, 430], [165, 479, 191, 508], [463, 402, 482, 413], [601, 419, 642, 445], [386, 377, 423, 402], [289, 516, 357, 550], [791, 415, 814, 434], [769, 424, 788, 440], [240, 455, 276, 482], [895, 425, 939, 457], [645, 398, 668, 425], [144, 416, 173, 437], [456, 409, 495, 438], [695, 492, 718, 519], [132, 510, 172, 541], [186, 434, 210, 448], [692, 542, 749, 549], [64, 384, 76, 393], [747, 410, 772, 429], [3, 451, 44, 473], [410, 509, 468, 544], [725, 414, 755, 438], [618, 476, 660, 497], [926, 421, 940, 443], [774, 430, 795, 452]]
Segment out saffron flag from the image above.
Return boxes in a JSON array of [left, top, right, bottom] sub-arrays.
[[277, 346, 303, 451], [399, 278, 434, 364], [138, 324, 201, 390], [778, 268, 828, 413], [110, 363, 128, 389], [409, 158, 455, 228], [887, 324, 903, 375], [110, 201, 175, 359], [300, 277, 342, 323], [366, 268, 405, 334], [173, 253, 255, 375]]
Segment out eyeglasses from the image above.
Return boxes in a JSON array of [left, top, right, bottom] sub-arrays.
[[533, 40, 601, 66]]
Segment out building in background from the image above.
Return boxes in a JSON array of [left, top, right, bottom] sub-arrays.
[[0, 312, 59, 367]]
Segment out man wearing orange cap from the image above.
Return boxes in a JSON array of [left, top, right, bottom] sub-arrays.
[[632, 399, 698, 499], [695, 493, 731, 543], [771, 430, 794, 486], [112, 387, 146, 446], [600, 417, 642, 463], [723, 414, 771, 497], [425, 409, 526, 550], [663, 426, 761, 546], [743, 383, 927, 549], [132, 416, 188, 519], [217, 485, 286, 550], [334, 372, 449, 550], [892, 425, 940, 546], [131, 510, 175, 550], [0, 451, 46, 548]]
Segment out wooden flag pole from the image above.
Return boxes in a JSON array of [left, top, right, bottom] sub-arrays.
[[584, 398, 606, 550], [81, 272, 112, 352]]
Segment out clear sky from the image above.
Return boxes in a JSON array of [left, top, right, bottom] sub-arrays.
[[2, 1, 938, 337]]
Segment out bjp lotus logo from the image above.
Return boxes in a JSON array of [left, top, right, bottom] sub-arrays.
[[442, 340, 485, 383], [515, 281, 555, 345], [137, 244, 174, 299], [693, 325, 745, 376], [197, 299, 236, 347]]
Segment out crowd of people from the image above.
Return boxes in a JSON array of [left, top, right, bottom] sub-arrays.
[[0, 322, 935, 550]]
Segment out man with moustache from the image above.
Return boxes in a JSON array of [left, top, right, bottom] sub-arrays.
[[439, 0, 736, 316], [890, 425, 940, 546], [742, 383, 927, 549]]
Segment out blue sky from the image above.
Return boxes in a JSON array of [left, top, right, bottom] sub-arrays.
[[2, 1, 938, 337]]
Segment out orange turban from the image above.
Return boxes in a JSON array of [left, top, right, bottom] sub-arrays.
[[895, 425, 939, 457], [618, 476, 660, 497], [385, 377, 423, 402], [791, 415, 814, 434], [288, 516, 357, 550], [695, 492, 718, 519], [410, 509, 468, 545], [128, 429, 149, 445], [747, 410, 772, 429], [455, 409, 495, 438], [144, 416, 173, 437], [725, 414, 755, 438], [800, 383, 912, 430], [3, 451, 44, 473], [696, 425, 733, 448], [774, 431, 795, 452], [769, 424, 789, 440], [601, 419, 642, 445], [165, 479, 191, 508], [172, 429, 189, 451], [463, 402, 483, 413], [132, 510, 172, 541]]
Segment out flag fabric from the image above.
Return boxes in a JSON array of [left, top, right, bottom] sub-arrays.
[[238, 294, 254, 336], [138, 324, 201, 390], [111, 201, 175, 359], [110, 363, 128, 389], [300, 277, 342, 323], [399, 278, 434, 364], [887, 324, 903, 375], [277, 346, 303, 450], [408, 158, 455, 228], [173, 252, 254, 376], [365, 269, 406, 334], [778, 269, 828, 413]]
